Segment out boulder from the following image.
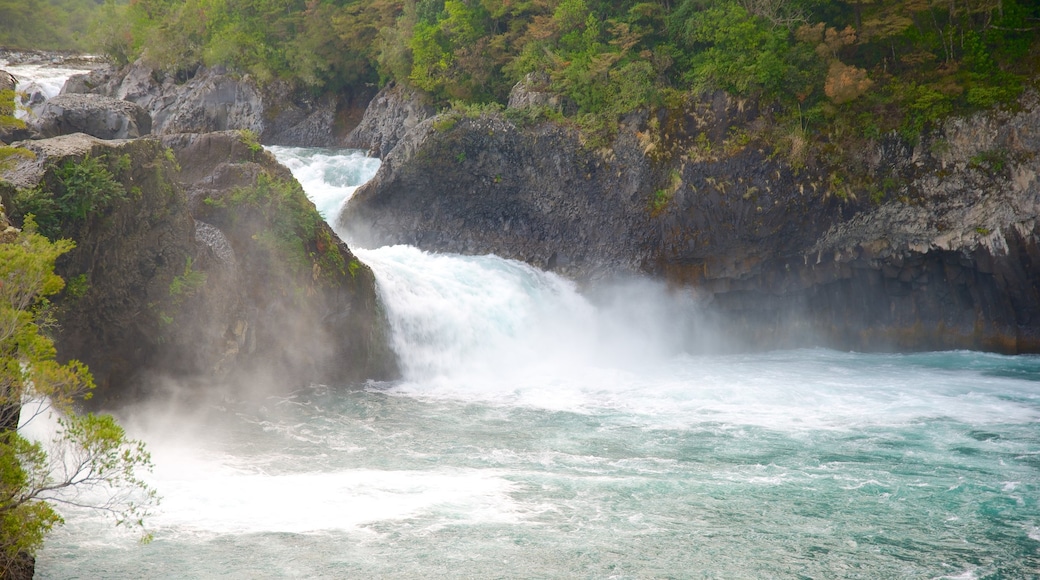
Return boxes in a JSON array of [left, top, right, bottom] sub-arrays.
[[30, 93, 151, 139], [63, 59, 374, 146], [0, 69, 15, 93]]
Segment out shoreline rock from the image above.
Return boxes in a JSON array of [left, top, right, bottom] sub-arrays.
[[340, 91, 1040, 354], [0, 132, 397, 404]]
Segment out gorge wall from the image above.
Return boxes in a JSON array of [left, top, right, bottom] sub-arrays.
[[340, 89, 1040, 354]]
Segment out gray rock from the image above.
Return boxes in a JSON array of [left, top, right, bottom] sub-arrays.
[[341, 90, 1040, 354], [31, 93, 151, 139], [0, 69, 15, 93], [507, 72, 576, 115], [61, 64, 124, 97], [1, 132, 397, 403], [66, 59, 372, 145], [344, 83, 435, 157]]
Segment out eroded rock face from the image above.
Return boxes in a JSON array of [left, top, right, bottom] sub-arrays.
[[30, 93, 152, 139], [507, 72, 576, 116], [341, 90, 1040, 353], [1, 135, 196, 400], [340, 113, 656, 278], [62, 60, 373, 146], [0, 132, 396, 403], [160, 131, 398, 392], [343, 82, 435, 157]]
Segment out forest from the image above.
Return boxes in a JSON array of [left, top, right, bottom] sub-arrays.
[[4, 0, 1040, 147]]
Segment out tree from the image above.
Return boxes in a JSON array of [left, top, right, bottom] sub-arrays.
[[0, 212, 157, 578]]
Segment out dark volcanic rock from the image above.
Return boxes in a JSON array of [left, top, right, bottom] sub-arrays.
[[1, 135, 195, 400], [0, 69, 15, 93], [341, 113, 656, 278], [160, 131, 398, 391], [31, 93, 152, 139], [0, 132, 397, 403], [341, 90, 1040, 353]]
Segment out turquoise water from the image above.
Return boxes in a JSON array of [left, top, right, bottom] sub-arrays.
[[35, 349, 1040, 579], [32, 147, 1040, 579]]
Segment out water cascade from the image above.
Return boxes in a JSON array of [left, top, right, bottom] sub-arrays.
[[20, 136, 1040, 578]]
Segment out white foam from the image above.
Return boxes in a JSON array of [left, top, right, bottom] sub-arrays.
[[150, 464, 522, 534], [266, 146, 380, 219], [2, 62, 95, 119], [244, 147, 1040, 435]]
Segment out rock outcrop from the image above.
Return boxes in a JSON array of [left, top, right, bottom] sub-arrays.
[[0, 132, 396, 404], [341, 90, 1040, 353], [507, 72, 576, 116], [340, 113, 657, 278], [343, 83, 435, 157], [30, 93, 152, 139], [160, 130, 398, 393], [62, 60, 375, 146]]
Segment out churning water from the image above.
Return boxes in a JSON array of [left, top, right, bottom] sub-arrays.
[[0, 59, 96, 119], [32, 146, 1040, 579]]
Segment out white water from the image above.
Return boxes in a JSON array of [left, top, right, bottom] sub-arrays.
[[0, 60, 96, 118], [31, 147, 1040, 578], [265, 146, 381, 219]]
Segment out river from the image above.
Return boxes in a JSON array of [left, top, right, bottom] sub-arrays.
[[4, 63, 1038, 578]]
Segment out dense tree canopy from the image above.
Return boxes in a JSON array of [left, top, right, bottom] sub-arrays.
[[88, 0, 1038, 142], [3, 0, 1039, 143], [0, 0, 112, 51]]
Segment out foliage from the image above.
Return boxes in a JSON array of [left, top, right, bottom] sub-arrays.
[[0, 0, 117, 51], [11, 154, 130, 240], [228, 172, 346, 286], [0, 90, 33, 175], [0, 218, 156, 568], [168, 258, 207, 298], [98, 0, 1039, 150]]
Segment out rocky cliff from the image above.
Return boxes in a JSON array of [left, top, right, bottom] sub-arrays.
[[1, 132, 396, 404], [62, 60, 375, 146], [340, 90, 1040, 354]]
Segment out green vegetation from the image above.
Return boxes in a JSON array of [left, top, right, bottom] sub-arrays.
[[96, 0, 1038, 149], [0, 0, 118, 51], [11, 154, 131, 240], [0, 90, 32, 173], [168, 258, 207, 298], [224, 172, 346, 287], [0, 217, 156, 572]]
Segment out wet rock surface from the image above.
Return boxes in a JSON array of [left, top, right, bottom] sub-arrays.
[[342, 91, 1040, 353], [0, 132, 397, 403]]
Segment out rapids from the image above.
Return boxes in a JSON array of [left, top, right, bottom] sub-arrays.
[[24, 139, 1040, 579]]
